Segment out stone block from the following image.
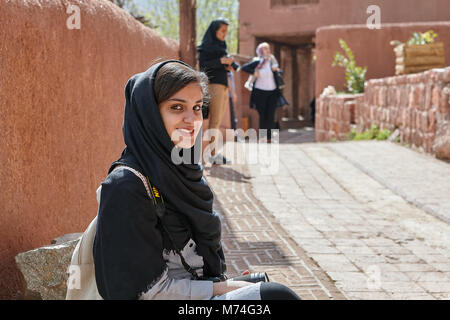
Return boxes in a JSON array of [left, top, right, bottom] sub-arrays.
[[338, 122, 350, 134], [424, 84, 433, 110], [419, 111, 429, 133], [393, 107, 401, 127], [443, 68, 450, 83], [400, 85, 409, 107], [343, 101, 354, 123], [433, 120, 450, 160], [316, 116, 325, 130], [404, 110, 412, 128], [412, 129, 423, 147], [331, 120, 339, 133], [401, 128, 412, 143], [431, 86, 442, 111], [409, 85, 423, 109], [428, 110, 437, 132], [329, 101, 339, 119], [324, 118, 330, 131], [378, 86, 387, 107], [15, 236, 80, 300], [423, 133, 435, 153], [440, 86, 450, 114]]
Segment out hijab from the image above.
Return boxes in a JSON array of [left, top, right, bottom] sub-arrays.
[[109, 60, 225, 277], [197, 19, 229, 56], [256, 42, 270, 69]]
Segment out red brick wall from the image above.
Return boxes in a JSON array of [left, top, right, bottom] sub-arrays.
[[0, 0, 178, 299], [316, 67, 450, 156]]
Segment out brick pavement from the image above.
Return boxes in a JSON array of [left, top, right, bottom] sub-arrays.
[[204, 161, 346, 300], [206, 128, 450, 300]]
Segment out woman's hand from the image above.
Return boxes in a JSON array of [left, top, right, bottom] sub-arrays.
[[232, 92, 237, 104], [213, 279, 254, 297], [272, 66, 280, 72], [220, 57, 234, 65], [253, 71, 259, 78]]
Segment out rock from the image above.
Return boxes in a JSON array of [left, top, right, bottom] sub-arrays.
[[433, 120, 450, 160], [51, 233, 82, 245], [15, 236, 80, 300], [388, 128, 401, 142], [321, 85, 337, 97]]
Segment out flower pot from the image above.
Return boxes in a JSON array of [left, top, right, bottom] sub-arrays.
[[394, 42, 445, 75]]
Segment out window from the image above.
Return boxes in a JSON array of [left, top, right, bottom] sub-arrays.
[[271, 0, 319, 7]]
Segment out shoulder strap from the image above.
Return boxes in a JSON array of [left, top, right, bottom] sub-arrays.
[[113, 165, 153, 200], [114, 165, 200, 280]]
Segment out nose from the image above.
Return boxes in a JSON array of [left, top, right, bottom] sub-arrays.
[[184, 109, 198, 123]]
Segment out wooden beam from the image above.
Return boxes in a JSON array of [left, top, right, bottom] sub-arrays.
[[179, 0, 197, 68]]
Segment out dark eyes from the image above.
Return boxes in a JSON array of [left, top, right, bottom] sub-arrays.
[[171, 104, 203, 112]]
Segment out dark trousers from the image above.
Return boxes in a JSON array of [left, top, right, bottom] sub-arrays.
[[252, 88, 278, 140], [229, 97, 237, 130]]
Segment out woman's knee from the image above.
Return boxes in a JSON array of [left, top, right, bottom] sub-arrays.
[[260, 282, 301, 300]]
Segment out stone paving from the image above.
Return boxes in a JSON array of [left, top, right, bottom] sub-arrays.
[[204, 162, 345, 300], [206, 128, 450, 300]]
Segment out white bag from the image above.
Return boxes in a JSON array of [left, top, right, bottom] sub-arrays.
[[65, 166, 152, 300], [244, 75, 255, 91], [65, 216, 102, 300]]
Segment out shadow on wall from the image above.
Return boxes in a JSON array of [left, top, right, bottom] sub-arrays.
[[0, 0, 178, 299]]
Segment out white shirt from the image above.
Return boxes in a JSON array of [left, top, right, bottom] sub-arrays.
[[254, 60, 277, 91]]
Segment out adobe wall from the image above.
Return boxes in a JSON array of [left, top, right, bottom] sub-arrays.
[[315, 22, 450, 97], [0, 0, 178, 299], [239, 0, 450, 56]]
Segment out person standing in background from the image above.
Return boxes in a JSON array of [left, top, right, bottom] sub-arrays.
[[241, 42, 288, 143], [197, 19, 238, 164]]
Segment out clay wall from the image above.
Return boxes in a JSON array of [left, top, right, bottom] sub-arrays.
[[0, 0, 178, 299]]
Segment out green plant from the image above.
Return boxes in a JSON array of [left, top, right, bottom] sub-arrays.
[[143, 0, 240, 54], [407, 30, 438, 45], [346, 124, 392, 141], [332, 39, 367, 94], [112, 0, 151, 26]]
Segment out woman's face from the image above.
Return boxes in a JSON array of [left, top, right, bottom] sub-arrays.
[[261, 45, 271, 57], [159, 83, 203, 149], [216, 23, 228, 42]]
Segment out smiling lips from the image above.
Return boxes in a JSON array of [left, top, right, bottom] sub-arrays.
[[177, 128, 195, 137]]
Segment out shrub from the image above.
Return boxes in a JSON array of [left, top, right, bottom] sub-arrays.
[[345, 124, 392, 141], [332, 39, 367, 94]]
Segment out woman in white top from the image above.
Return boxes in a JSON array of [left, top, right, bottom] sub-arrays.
[[241, 42, 288, 142]]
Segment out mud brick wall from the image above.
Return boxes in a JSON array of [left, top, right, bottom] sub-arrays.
[[358, 68, 450, 153], [315, 94, 363, 141], [316, 67, 450, 156], [0, 0, 178, 299]]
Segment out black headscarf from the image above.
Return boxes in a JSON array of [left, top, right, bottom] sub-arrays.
[[109, 60, 225, 277], [197, 19, 229, 56]]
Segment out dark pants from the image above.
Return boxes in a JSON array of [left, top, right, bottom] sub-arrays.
[[260, 282, 301, 300], [229, 97, 237, 130], [252, 88, 278, 140]]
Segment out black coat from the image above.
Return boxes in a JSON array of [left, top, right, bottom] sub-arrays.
[[197, 19, 229, 86]]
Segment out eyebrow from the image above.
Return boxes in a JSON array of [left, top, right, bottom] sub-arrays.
[[168, 98, 203, 103]]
